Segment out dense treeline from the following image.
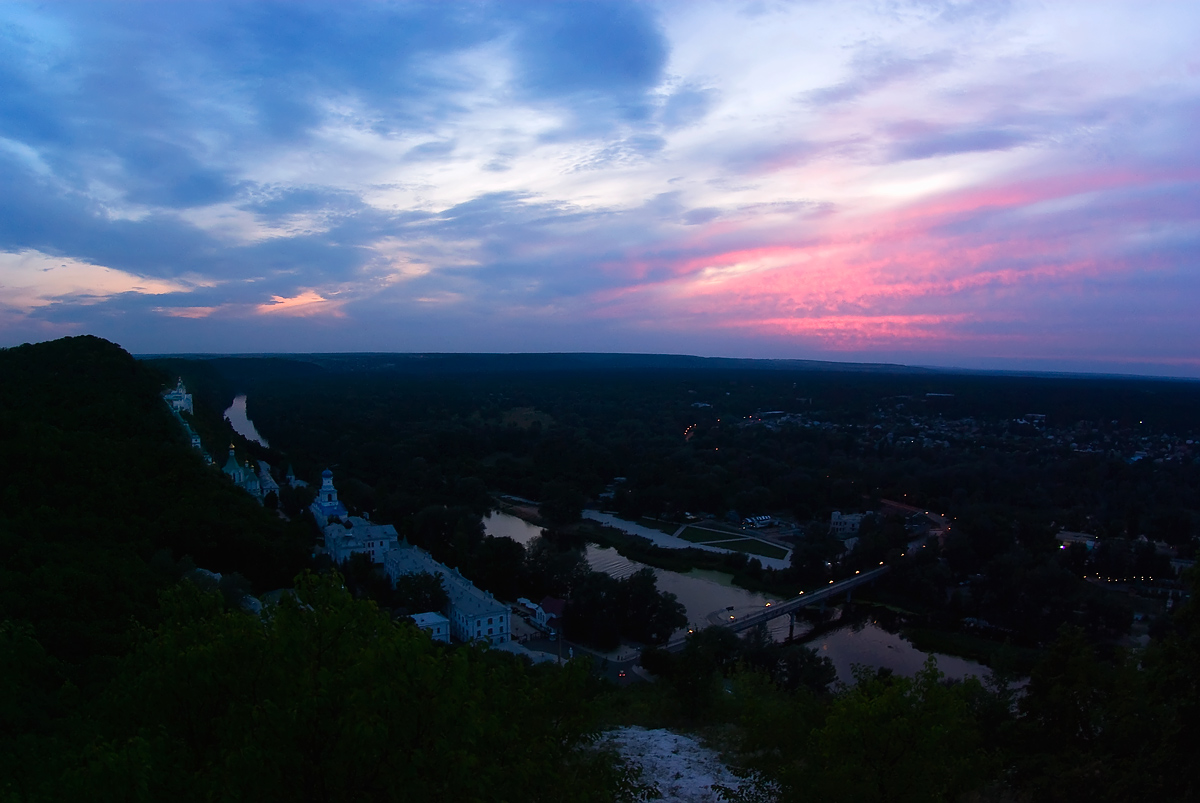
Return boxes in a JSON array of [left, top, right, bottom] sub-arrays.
[[621, 589, 1200, 803], [181, 355, 1200, 547], [0, 338, 638, 801], [175, 355, 1197, 650]]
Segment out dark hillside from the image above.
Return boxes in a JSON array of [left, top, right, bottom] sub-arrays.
[[0, 336, 308, 670], [0, 337, 632, 802]]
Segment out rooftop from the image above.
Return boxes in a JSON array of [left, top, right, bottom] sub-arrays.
[[387, 543, 508, 620]]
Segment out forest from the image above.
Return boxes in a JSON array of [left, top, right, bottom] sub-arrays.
[[153, 351, 1200, 651], [2, 336, 1199, 801]]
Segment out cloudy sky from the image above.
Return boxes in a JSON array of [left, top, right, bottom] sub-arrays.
[[2, 1, 1198, 374]]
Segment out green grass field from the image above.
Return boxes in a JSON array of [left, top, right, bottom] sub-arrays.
[[719, 538, 789, 560], [678, 528, 789, 559], [678, 525, 732, 542]]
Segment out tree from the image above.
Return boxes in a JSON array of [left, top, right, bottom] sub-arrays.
[[469, 535, 526, 602], [564, 572, 622, 651], [540, 482, 585, 527], [56, 573, 630, 802], [615, 568, 686, 645], [797, 658, 994, 803], [523, 535, 589, 599], [391, 571, 449, 615]]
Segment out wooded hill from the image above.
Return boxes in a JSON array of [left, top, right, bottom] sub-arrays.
[[0, 337, 634, 802]]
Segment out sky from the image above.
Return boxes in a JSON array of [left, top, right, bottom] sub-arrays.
[[1, 1, 1199, 375]]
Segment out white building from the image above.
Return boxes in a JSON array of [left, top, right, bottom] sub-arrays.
[[310, 469, 349, 527], [385, 543, 510, 645], [163, 378, 193, 414], [830, 511, 865, 536], [411, 612, 450, 643], [324, 516, 399, 565]]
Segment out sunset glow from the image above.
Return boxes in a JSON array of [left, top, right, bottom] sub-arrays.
[[0, 1, 1197, 373]]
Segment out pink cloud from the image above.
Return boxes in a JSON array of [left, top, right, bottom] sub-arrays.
[[255, 290, 345, 317], [581, 164, 1196, 359]]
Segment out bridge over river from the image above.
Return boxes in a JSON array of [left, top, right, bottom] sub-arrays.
[[665, 565, 891, 651]]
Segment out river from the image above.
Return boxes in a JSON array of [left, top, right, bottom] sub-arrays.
[[223, 395, 270, 447], [484, 509, 990, 683]]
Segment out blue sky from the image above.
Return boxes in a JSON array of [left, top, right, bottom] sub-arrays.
[[2, 1, 1199, 375]]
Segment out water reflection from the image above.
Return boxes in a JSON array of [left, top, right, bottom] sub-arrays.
[[223, 395, 269, 447], [804, 609, 989, 685], [483, 511, 787, 636], [483, 510, 989, 681]]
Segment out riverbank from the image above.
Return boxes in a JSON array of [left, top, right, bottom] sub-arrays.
[[492, 502, 1037, 673]]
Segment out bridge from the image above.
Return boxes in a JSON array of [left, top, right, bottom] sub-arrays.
[[665, 565, 891, 650]]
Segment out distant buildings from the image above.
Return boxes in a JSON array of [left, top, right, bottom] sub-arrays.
[[1059, 531, 1098, 550], [385, 542, 511, 645], [742, 515, 773, 529], [830, 511, 865, 536]]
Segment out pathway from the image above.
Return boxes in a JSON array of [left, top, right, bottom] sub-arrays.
[[582, 510, 792, 570]]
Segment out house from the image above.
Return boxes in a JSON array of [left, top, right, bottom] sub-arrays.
[[324, 516, 399, 565], [310, 469, 349, 527], [538, 596, 566, 635], [411, 612, 450, 643], [385, 543, 511, 645], [518, 596, 564, 635], [830, 511, 864, 536]]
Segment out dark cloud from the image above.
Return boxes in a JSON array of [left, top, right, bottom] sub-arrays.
[[509, 2, 667, 101], [660, 86, 716, 129], [890, 126, 1030, 160], [240, 187, 366, 218], [404, 140, 457, 162], [682, 207, 721, 225]]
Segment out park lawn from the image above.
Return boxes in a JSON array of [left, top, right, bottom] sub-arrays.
[[679, 525, 741, 542], [717, 538, 789, 560]]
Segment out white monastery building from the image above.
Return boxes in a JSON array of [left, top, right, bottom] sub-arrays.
[[385, 542, 511, 645], [324, 516, 400, 565], [411, 612, 450, 643], [222, 446, 263, 499], [163, 378, 193, 414], [310, 469, 349, 527]]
